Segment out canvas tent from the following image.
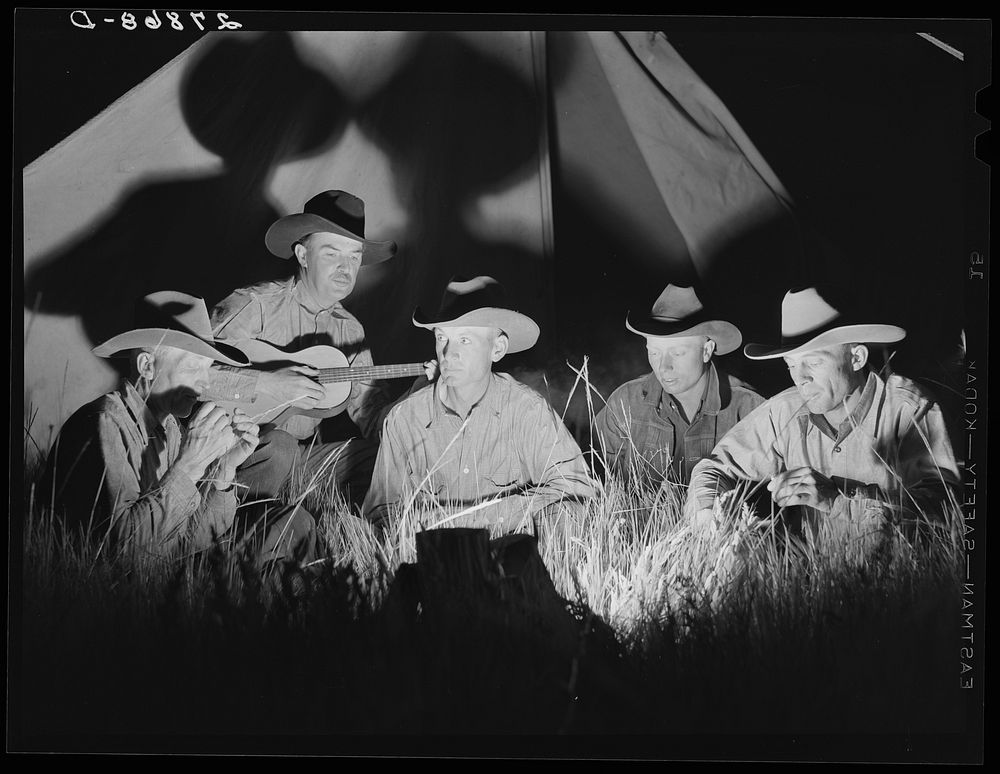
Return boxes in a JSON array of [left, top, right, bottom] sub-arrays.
[[21, 27, 975, 458]]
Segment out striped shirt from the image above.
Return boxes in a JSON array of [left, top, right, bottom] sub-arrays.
[[363, 372, 597, 528]]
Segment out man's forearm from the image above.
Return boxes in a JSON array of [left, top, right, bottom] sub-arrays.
[[113, 465, 203, 554], [686, 464, 737, 513], [203, 365, 260, 404], [433, 489, 589, 530], [432, 495, 537, 530]]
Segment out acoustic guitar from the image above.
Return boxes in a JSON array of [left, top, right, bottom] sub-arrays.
[[217, 339, 427, 426]]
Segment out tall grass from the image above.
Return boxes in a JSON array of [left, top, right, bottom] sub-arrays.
[[12, 362, 971, 748]]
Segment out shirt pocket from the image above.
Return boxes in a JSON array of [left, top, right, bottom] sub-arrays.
[[684, 432, 718, 466], [630, 419, 675, 466]]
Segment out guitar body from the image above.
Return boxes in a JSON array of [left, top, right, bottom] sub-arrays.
[[215, 339, 426, 427]]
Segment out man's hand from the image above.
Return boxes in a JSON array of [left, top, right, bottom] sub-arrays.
[[767, 467, 840, 512], [423, 360, 439, 381], [680, 488, 716, 529], [211, 409, 261, 490], [255, 366, 325, 410], [176, 401, 238, 482]]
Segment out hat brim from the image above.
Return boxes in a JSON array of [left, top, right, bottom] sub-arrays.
[[625, 314, 742, 356], [744, 324, 907, 360], [264, 214, 397, 265], [92, 328, 250, 366], [412, 307, 540, 355]]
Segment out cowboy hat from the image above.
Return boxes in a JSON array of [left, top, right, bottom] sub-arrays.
[[743, 286, 906, 360], [92, 291, 250, 366], [412, 276, 540, 354], [264, 190, 397, 265], [625, 284, 742, 355]]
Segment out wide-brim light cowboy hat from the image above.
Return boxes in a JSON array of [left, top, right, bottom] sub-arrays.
[[412, 276, 540, 355], [264, 189, 397, 265], [92, 291, 250, 366], [744, 286, 906, 360], [625, 284, 742, 355]]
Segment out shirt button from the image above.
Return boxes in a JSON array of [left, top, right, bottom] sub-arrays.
[[234, 393, 240, 400], [834, 447, 841, 453], [463, 467, 469, 474]]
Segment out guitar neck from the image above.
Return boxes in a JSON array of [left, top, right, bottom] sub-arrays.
[[316, 363, 426, 384]]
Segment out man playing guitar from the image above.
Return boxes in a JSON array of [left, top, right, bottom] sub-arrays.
[[206, 189, 433, 508]]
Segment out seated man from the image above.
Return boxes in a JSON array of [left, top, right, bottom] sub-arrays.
[[592, 284, 763, 489], [363, 276, 597, 531], [206, 190, 430, 506], [41, 292, 317, 564], [685, 286, 961, 554]]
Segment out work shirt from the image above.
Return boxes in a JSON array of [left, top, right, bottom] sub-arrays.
[[686, 372, 961, 551], [40, 382, 237, 557], [363, 372, 597, 528], [592, 364, 764, 486], [205, 277, 393, 440]]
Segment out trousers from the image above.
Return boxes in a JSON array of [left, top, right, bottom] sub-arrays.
[[227, 500, 320, 568]]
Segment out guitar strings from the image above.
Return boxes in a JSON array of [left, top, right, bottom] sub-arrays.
[[316, 364, 427, 384]]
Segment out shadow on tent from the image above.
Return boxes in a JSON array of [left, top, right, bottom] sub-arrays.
[[350, 32, 552, 382], [23, 32, 350, 377]]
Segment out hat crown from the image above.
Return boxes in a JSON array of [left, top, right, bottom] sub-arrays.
[[412, 275, 539, 353], [302, 190, 367, 241], [780, 287, 842, 339], [744, 286, 905, 360], [650, 284, 705, 322], [436, 276, 509, 322], [135, 290, 214, 340]]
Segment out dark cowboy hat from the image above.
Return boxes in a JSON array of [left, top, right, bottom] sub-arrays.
[[92, 291, 250, 366], [625, 284, 742, 355], [264, 190, 397, 265], [412, 276, 540, 354], [744, 286, 906, 360]]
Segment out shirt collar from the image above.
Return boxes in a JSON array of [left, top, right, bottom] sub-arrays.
[[120, 381, 165, 442], [291, 277, 347, 316], [429, 372, 504, 427], [808, 370, 878, 443], [641, 362, 724, 416], [640, 372, 664, 407], [701, 362, 726, 416]]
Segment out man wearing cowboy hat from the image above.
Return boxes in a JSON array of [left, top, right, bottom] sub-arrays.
[[363, 276, 596, 529], [206, 190, 432, 505], [685, 286, 960, 551], [592, 285, 764, 488], [41, 291, 317, 562]]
